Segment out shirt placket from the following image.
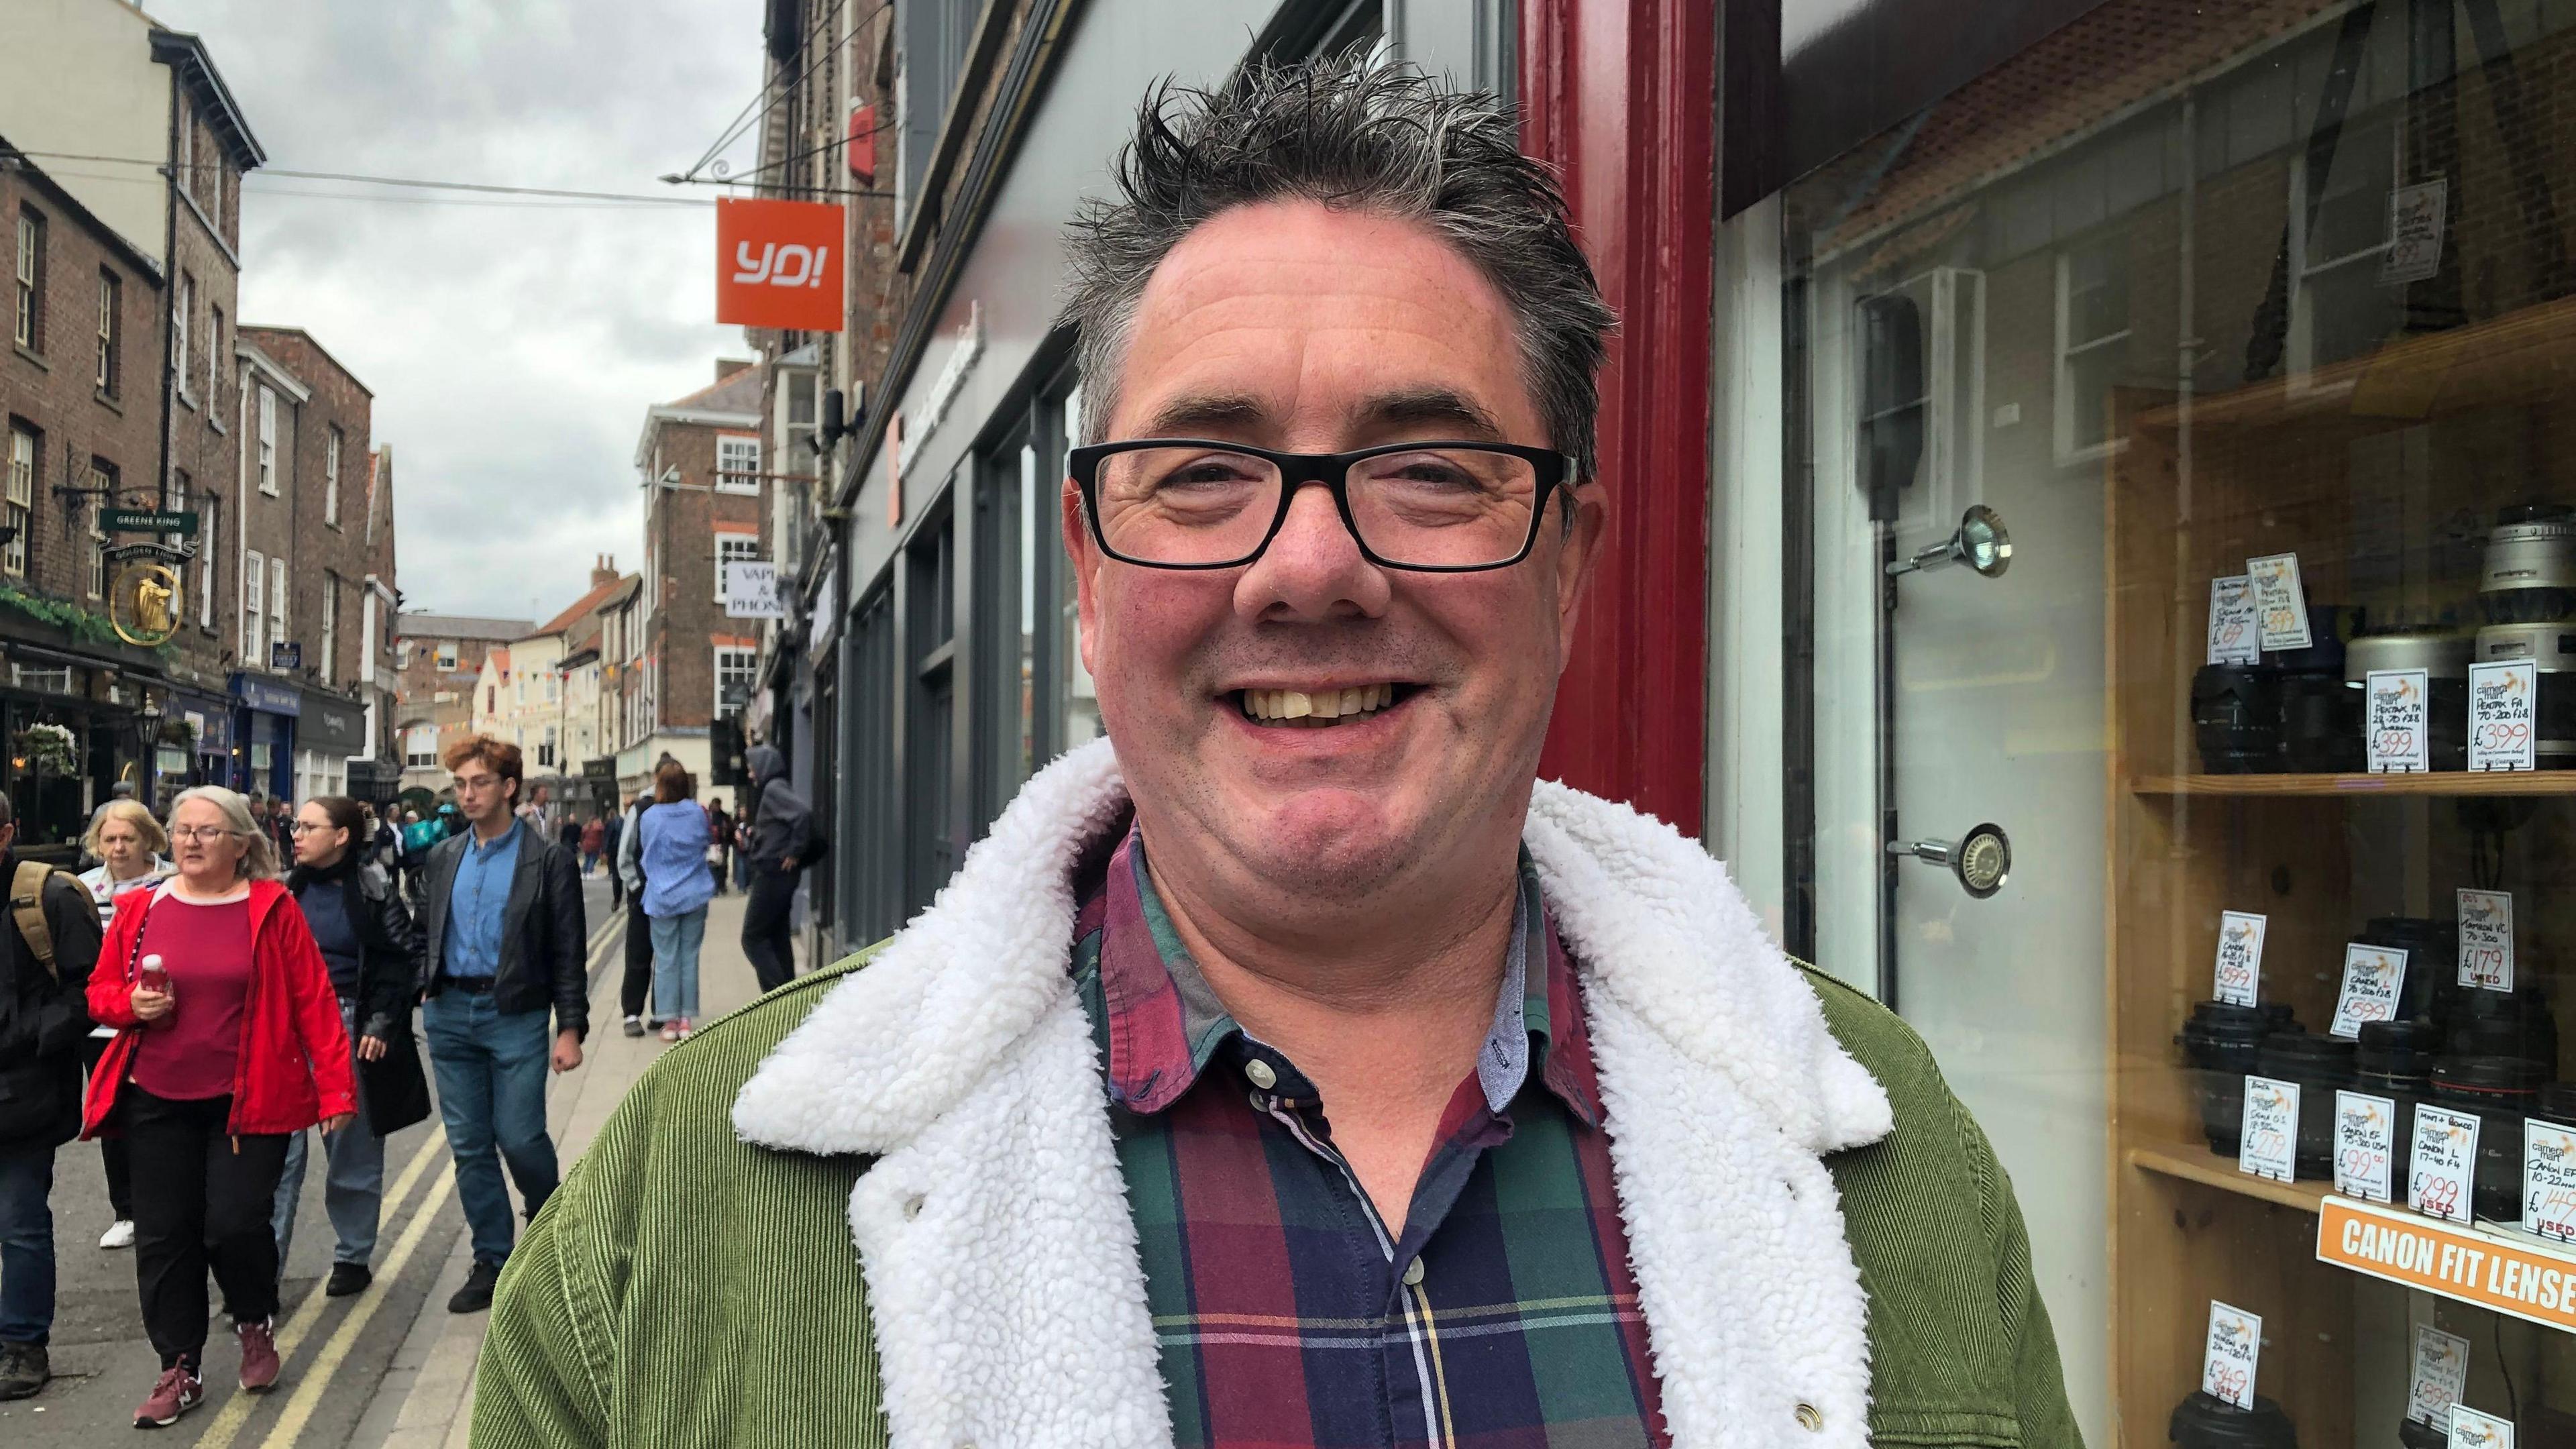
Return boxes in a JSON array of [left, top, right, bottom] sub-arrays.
[[1236, 1041, 1514, 1449]]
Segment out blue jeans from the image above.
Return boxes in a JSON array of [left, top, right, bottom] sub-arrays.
[[649, 908, 706, 1021], [422, 991, 557, 1265], [0, 1139, 54, 1345], [272, 998, 386, 1267]]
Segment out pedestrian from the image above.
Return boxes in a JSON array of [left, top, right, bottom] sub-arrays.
[[266, 798, 296, 859], [0, 798, 108, 1402], [270, 796, 421, 1298], [554, 812, 580, 861], [703, 794, 733, 896], [83, 786, 355, 1426], [600, 803, 625, 909], [74, 800, 173, 1253], [737, 745, 817, 996], [474, 57, 2078, 1448], [637, 761, 714, 1042], [416, 735, 586, 1316], [729, 802, 753, 892], [613, 786, 655, 1034], [578, 814, 605, 879]]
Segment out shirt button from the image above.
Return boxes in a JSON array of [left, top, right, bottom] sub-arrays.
[[1244, 1059, 1278, 1091], [1402, 1257, 1426, 1287], [1794, 1403, 1823, 1432]]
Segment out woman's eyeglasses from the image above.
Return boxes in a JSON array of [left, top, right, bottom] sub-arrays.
[[169, 826, 244, 843]]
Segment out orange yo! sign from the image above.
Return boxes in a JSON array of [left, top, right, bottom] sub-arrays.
[[716, 197, 845, 331]]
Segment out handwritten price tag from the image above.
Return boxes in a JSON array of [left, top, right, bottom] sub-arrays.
[[2407, 1325, 2470, 1427], [2448, 1403, 2514, 1449], [2524, 1120, 2576, 1243], [2213, 910, 2267, 1007], [2368, 668, 2432, 773], [2200, 1301, 2262, 1411], [2459, 888, 2514, 993], [2335, 1090, 2397, 1203], [2469, 659, 2536, 772], [2207, 576, 2261, 665], [2239, 1076, 2300, 1184], [2411, 1104, 2481, 1226], [2331, 944, 2408, 1038], [2247, 553, 2313, 651]]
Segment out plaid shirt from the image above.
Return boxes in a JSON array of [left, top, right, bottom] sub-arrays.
[[1072, 827, 1665, 1449]]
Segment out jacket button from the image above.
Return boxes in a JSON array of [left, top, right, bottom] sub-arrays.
[[902, 1194, 925, 1221], [1244, 1059, 1277, 1090], [1794, 1403, 1823, 1432], [1401, 1257, 1426, 1287]]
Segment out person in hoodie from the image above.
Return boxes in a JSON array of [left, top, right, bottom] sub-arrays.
[[737, 744, 816, 995]]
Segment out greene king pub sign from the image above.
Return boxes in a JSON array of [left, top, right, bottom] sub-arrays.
[[103, 541, 190, 647]]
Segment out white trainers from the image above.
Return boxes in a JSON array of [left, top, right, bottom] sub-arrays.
[[99, 1219, 135, 1250]]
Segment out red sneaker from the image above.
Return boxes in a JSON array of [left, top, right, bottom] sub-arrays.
[[133, 1363, 204, 1427], [236, 1318, 280, 1392]]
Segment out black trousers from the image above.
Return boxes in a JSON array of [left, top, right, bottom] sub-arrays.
[[78, 1036, 132, 1220], [122, 1087, 286, 1366], [619, 896, 655, 1019], [742, 869, 798, 995]]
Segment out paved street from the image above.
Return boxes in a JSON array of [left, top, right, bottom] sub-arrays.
[[0, 877, 780, 1447]]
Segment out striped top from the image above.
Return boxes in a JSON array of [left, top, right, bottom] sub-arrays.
[[1073, 827, 1666, 1449]]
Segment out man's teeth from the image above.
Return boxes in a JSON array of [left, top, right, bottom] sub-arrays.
[[1242, 684, 1397, 723]]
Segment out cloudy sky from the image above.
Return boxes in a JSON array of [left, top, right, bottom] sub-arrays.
[[148, 0, 767, 626]]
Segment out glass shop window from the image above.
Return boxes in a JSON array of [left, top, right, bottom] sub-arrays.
[[1767, 1, 2576, 1444]]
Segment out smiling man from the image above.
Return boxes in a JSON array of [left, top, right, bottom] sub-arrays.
[[475, 58, 2079, 1449]]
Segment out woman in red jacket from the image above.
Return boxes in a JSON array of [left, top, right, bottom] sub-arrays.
[[83, 785, 355, 1428]]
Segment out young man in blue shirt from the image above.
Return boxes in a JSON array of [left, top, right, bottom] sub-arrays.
[[417, 736, 587, 1313]]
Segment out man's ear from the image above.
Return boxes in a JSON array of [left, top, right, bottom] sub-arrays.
[[1061, 478, 1102, 680], [1552, 480, 1609, 661]]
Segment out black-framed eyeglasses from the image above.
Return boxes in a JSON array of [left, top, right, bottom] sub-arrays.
[[1069, 439, 1576, 572]]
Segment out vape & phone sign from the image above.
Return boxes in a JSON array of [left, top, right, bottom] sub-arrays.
[[715, 197, 845, 331]]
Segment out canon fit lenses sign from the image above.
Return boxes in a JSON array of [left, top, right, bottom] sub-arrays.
[[715, 198, 845, 331]]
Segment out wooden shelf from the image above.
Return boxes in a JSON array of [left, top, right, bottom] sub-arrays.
[[2129, 1140, 2334, 1214], [2132, 771, 2576, 798], [2133, 292, 2576, 434]]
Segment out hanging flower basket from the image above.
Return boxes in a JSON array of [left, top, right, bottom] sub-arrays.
[[13, 722, 78, 775]]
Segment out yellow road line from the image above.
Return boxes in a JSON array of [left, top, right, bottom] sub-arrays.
[[190, 1127, 451, 1448], [253, 1165, 459, 1448]]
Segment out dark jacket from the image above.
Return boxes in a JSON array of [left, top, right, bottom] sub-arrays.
[[0, 855, 105, 1148], [290, 861, 424, 1042], [741, 745, 816, 875], [418, 818, 590, 1040]]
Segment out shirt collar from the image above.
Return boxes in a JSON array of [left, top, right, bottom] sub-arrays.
[[1087, 825, 1601, 1127], [466, 819, 525, 860]]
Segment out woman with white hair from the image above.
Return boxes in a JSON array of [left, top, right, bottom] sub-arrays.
[[72, 799, 172, 1252], [80, 786, 354, 1427]]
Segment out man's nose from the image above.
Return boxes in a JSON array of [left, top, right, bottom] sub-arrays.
[[1236, 479, 1391, 621]]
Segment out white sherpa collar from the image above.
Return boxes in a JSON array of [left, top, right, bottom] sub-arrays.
[[733, 737, 1896, 1448]]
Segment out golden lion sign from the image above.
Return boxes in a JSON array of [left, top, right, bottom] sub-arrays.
[[109, 559, 182, 647]]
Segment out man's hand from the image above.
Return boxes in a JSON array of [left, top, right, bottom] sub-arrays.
[[356, 1034, 388, 1062], [319, 1112, 358, 1134], [780, 856, 797, 872], [131, 985, 174, 1022], [551, 1029, 583, 1073]]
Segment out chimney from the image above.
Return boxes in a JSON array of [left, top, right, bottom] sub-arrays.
[[591, 553, 617, 589], [716, 357, 755, 384]]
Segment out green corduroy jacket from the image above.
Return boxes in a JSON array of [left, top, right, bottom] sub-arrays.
[[473, 955, 2084, 1448]]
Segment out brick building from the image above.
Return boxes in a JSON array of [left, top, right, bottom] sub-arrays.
[[0, 8, 271, 848], [392, 611, 532, 796], [620, 360, 767, 792], [226, 324, 391, 802]]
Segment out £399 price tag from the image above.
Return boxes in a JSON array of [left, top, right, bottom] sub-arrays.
[[2200, 1301, 2262, 1411], [2207, 576, 2261, 665], [2239, 1076, 2300, 1184], [2368, 668, 2432, 773], [2246, 553, 2313, 651], [2447, 1404, 2514, 1449], [2213, 910, 2267, 1007], [2406, 1325, 2470, 1427], [2334, 1089, 2397, 1203], [2469, 659, 2536, 772], [2331, 944, 2408, 1038], [2458, 888, 2514, 993], [2524, 1119, 2576, 1244], [2411, 1104, 2481, 1226]]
